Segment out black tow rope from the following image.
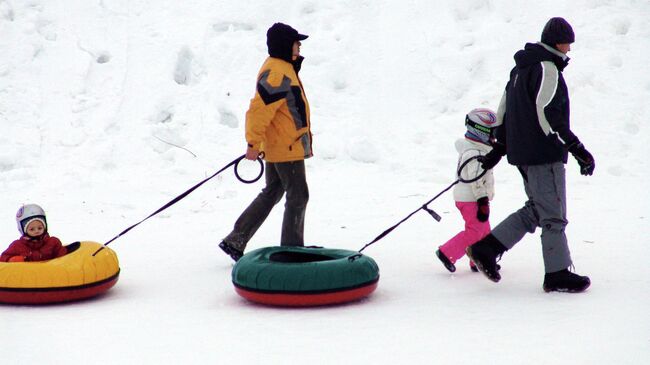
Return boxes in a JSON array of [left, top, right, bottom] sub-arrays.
[[92, 154, 264, 256], [358, 156, 487, 253]]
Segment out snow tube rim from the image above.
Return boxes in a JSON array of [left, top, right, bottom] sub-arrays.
[[233, 276, 379, 295], [0, 270, 120, 293], [233, 246, 379, 291]]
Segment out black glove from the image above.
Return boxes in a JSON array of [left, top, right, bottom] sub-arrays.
[[568, 142, 595, 176], [477, 197, 490, 222], [479, 142, 506, 170]]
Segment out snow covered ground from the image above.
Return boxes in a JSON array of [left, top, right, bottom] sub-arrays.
[[1, 0, 649, 364]]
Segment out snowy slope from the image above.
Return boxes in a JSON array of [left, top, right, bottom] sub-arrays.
[[1, 1, 649, 364]]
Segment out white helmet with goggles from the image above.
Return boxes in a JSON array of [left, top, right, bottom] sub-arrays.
[[465, 108, 500, 144]]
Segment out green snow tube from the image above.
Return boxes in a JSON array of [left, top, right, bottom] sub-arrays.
[[232, 246, 379, 307]]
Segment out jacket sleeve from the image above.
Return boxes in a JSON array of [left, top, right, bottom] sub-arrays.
[[0, 241, 23, 262], [49, 237, 67, 258], [536, 61, 579, 146], [245, 69, 290, 150]]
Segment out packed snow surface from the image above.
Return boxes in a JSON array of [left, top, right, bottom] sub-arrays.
[[1, 1, 648, 364]]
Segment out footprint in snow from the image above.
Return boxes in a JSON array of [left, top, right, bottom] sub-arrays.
[[218, 107, 238, 128], [174, 47, 194, 85]]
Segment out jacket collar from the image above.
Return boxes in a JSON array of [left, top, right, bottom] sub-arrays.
[[516, 43, 570, 72], [537, 42, 570, 71], [268, 56, 305, 74], [538, 42, 569, 62], [21, 233, 48, 248]]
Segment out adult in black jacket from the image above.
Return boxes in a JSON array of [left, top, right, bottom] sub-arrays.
[[466, 17, 595, 293]]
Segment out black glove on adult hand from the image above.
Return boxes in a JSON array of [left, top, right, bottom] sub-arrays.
[[479, 142, 506, 170], [568, 142, 595, 176], [477, 197, 490, 222]]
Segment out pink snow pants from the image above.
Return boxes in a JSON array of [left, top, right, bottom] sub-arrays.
[[439, 201, 491, 264]]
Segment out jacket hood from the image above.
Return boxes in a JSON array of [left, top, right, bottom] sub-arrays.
[[514, 42, 570, 71], [268, 36, 294, 62]]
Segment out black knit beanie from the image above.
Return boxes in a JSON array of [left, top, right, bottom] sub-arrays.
[[541, 17, 575, 46]]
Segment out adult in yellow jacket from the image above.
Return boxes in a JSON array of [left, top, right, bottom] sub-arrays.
[[220, 23, 312, 261]]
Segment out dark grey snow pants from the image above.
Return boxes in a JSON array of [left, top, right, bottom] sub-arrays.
[[491, 162, 573, 273], [224, 160, 308, 251]]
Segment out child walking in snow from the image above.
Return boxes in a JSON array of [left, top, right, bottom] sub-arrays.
[[435, 108, 500, 273], [1, 204, 67, 262]]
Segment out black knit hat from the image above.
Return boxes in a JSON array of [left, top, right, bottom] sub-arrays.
[[541, 17, 575, 46], [266, 23, 308, 62]]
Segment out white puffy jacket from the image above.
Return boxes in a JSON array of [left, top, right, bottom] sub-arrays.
[[452, 138, 495, 202]]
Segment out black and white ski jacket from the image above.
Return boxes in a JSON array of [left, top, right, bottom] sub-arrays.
[[495, 42, 580, 166]]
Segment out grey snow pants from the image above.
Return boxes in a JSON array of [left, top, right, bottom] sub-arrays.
[[224, 160, 308, 251], [491, 162, 573, 273]]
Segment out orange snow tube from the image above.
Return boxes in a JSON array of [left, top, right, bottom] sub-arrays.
[[0, 241, 120, 304]]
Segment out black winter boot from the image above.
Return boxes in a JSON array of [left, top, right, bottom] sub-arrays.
[[466, 234, 507, 282], [219, 241, 243, 262], [435, 249, 456, 273], [543, 269, 591, 293]]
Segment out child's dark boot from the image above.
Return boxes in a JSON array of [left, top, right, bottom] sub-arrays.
[[436, 249, 456, 272]]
